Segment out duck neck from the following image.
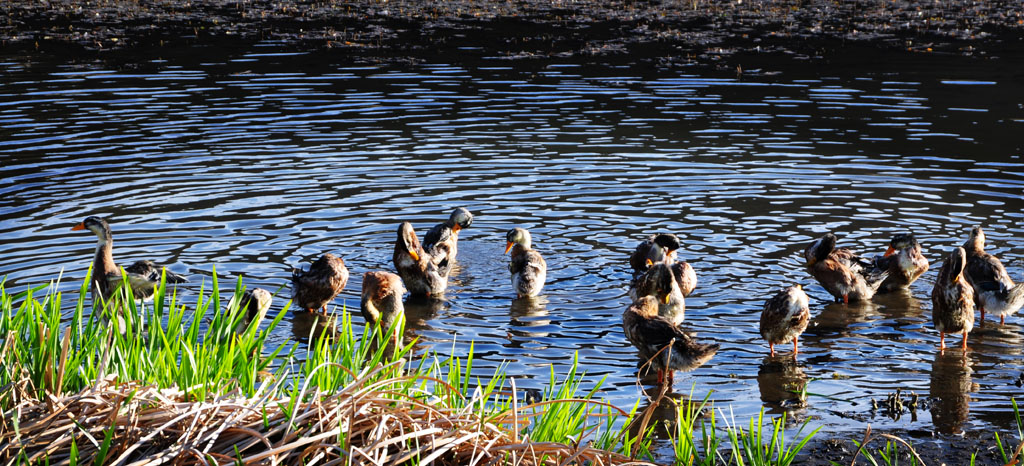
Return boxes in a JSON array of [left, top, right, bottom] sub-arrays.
[[93, 234, 117, 276]]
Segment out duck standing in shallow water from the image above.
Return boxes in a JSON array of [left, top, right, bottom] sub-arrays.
[[505, 227, 547, 298], [360, 271, 406, 350], [291, 253, 349, 313], [805, 233, 887, 304], [394, 222, 447, 297], [759, 285, 810, 358], [423, 207, 473, 270], [932, 247, 975, 351], [874, 233, 929, 293], [629, 243, 687, 325], [962, 226, 1024, 325], [230, 288, 273, 335], [72, 216, 188, 305], [622, 296, 719, 386]]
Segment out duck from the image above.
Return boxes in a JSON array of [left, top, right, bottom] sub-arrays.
[[72, 216, 188, 306], [505, 227, 547, 298], [394, 222, 447, 297], [622, 296, 719, 386], [804, 233, 887, 304], [229, 287, 273, 335], [423, 207, 473, 269], [759, 285, 811, 357], [629, 243, 686, 325], [962, 226, 1024, 325], [931, 247, 975, 351], [360, 271, 406, 350], [874, 233, 929, 293], [630, 233, 681, 274], [291, 253, 349, 313]]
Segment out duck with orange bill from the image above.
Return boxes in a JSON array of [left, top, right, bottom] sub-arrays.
[[423, 207, 473, 269], [505, 227, 547, 298], [72, 216, 188, 305], [394, 221, 448, 297], [874, 233, 929, 293]]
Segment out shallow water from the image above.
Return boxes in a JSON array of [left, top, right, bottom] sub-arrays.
[[1, 46, 1023, 451]]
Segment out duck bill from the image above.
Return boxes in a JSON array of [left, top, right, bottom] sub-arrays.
[[883, 246, 896, 258], [645, 258, 653, 267], [71, 222, 85, 231], [452, 224, 462, 233], [408, 249, 420, 262], [663, 294, 671, 304], [504, 242, 514, 254]]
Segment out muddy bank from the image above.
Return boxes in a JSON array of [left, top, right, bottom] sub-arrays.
[[3, 0, 1024, 61]]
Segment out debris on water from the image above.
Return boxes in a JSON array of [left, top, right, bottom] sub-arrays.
[[871, 388, 931, 422]]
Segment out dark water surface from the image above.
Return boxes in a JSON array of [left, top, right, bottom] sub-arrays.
[[2, 47, 1023, 453]]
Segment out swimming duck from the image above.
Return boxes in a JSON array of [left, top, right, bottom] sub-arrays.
[[805, 233, 887, 304], [962, 226, 1024, 325], [759, 285, 811, 357], [629, 244, 686, 325], [230, 287, 273, 335], [360, 271, 406, 349], [394, 222, 448, 297], [931, 247, 975, 350], [423, 207, 473, 269], [630, 233, 681, 274], [622, 296, 719, 386], [505, 227, 547, 298], [291, 253, 349, 313], [874, 233, 929, 293], [72, 216, 188, 305]]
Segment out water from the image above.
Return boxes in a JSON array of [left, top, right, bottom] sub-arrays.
[[1, 46, 1023, 451]]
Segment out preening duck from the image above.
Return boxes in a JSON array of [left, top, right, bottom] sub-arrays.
[[629, 243, 686, 325], [360, 271, 406, 349], [230, 287, 273, 335], [932, 247, 975, 351], [394, 222, 448, 297], [630, 233, 681, 274], [72, 216, 187, 306], [622, 296, 719, 386], [423, 207, 473, 268], [505, 227, 547, 298], [805, 233, 887, 304], [759, 285, 810, 357], [291, 253, 349, 313], [874, 233, 929, 293], [962, 226, 1024, 325]]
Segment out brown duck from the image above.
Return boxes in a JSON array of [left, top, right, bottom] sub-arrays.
[[72, 216, 188, 306], [291, 253, 349, 313], [622, 296, 719, 386], [360, 271, 406, 349], [805, 233, 887, 304], [505, 227, 547, 298], [759, 285, 810, 357], [423, 207, 473, 270], [394, 221, 447, 297], [962, 226, 1024, 325], [931, 247, 975, 351], [874, 233, 929, 293]]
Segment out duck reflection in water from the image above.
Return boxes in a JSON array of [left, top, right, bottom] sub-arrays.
[[290, 310, 339, 344], [508, 296, 552, 344], [402, 294, 446, 334], [929, 351, 975, 435], [757, 357, 808, 417]]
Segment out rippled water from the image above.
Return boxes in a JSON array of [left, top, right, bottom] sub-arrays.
[[2, 47, 1023, 454]]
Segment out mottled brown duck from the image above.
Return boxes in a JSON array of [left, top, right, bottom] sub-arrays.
[[962, 226, 1024, 325], [759, 284, 810, 357], [291, 253, 349, 313], [394, 221, 447, 297], [505, 227, 547, 298], [931, 247, 975, 351], [622, 296, 719, 386]]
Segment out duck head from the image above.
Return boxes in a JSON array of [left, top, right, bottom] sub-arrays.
[[886, 233, 918, 257], [505, 227, 532, 254], [71, 216, 112, 242], [806, 233, 837, 267], [448, 207, 473, 232], [397, 222, 424, 262]]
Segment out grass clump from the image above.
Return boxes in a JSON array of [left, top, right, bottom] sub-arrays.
[[0, 271, 653, 465]]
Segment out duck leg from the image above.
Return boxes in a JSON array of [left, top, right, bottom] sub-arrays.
[[980, 306, 985, 323], [769, 342, 775, 357], [843, 294, 849, 305], [961, 331, 968, 350], [656, 369, 664, 385], [939, 332, 946, 351], [793, 337, 799, 357], [1000, 315, 1005, 325]]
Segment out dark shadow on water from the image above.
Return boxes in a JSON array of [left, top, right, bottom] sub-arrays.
[[290, 310, 338, 343], [930, 350, 974, 435], [757, 356, 809, 420]]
